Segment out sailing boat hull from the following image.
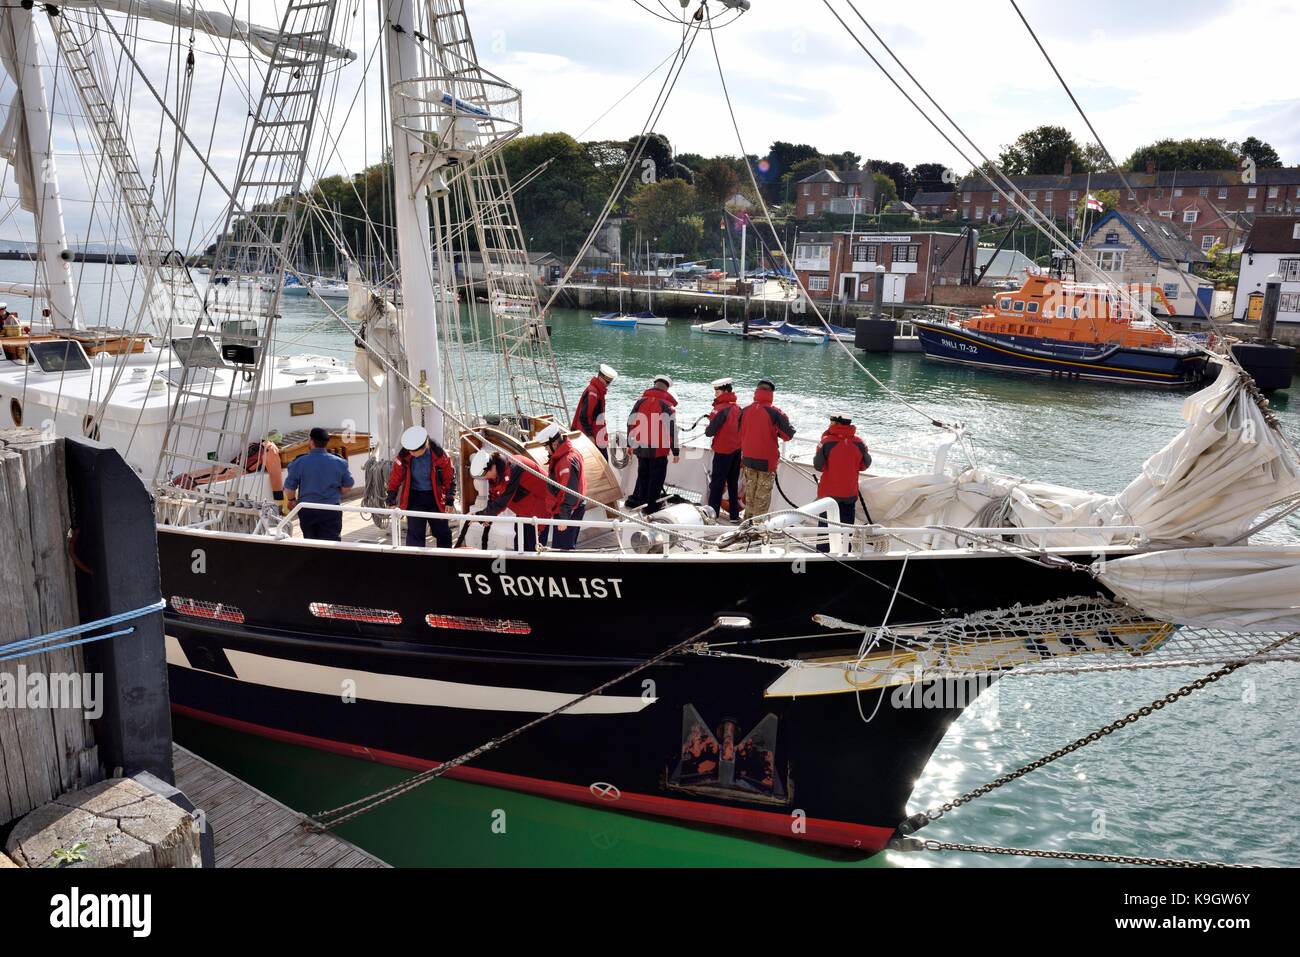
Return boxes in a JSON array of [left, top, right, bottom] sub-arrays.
[[158, 526, 1114, 854]]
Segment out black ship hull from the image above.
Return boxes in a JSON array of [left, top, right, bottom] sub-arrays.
[[158, 527, 1117, 854]]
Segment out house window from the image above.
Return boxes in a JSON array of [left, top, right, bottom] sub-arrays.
[[1293, 224, 1300, 240], [1280, 293, 1300, 313], [1246, 204, 1256, 213], [822, 184, 830, 196], [1028, 191, 1038, 201], [962, 192, 972, 202], [1158, 210, 1174, 219], [962, 206, 970, 219], [1174, 188, 1183, 197], [1128, 190, 1137, 200], [1280, 259, 1300, 281], [1199, 187, 1209, 197], [975, 206, 985, 219], [1218, 188, 1228, 199], [1044, 190, 1054, 201], [1095, 250, 1125, 272], [1201, 235, 1216, 251], [808, 275, 830, 292], [1183, 209, 1199, 223], [1248, 187, 1258, 198], [892, 244, 919, 263], [1070, 191, 1079, 201], [852, 244, 878, 262], [1268, 186, 1279, 198], [991, 193, 999, 203]]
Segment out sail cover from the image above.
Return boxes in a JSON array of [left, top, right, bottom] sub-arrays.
[[0, 14, 37, 214], [1098, 546, 1300, 631], [56, 1, 356, 62]]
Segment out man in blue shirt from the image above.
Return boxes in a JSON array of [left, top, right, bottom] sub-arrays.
[[284, 428, 355, 542]]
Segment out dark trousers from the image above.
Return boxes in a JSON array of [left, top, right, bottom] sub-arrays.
[[630, 455, 669, 512], [405, 489, 452, 548], [818, 498, 858, 553], [543, 505, 586, 551], [515, 523, 539, 553], [707, 450, 742, 521], [299, 506, 343, 542]]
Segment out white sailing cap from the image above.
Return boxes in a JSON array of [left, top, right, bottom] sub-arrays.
[[536, 423, 563, 444], [830, 412, 853, 424], [711, 377, 734, 389], [401, 425, 429, 451], [653, 374, 673, 388], [599, 364, 618, 382], [469, 450, 493, 477]]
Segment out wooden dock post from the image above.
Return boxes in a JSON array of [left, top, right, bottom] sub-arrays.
[[0, 430, 98, 825]]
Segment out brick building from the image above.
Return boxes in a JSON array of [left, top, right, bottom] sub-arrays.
[[947, 164, 1300, 250], [793, 230, 965, 304], [794, 169, 877, 219], [911, 191, 957, 219]]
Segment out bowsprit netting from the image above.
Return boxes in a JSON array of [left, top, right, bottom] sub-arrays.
[[757, 598, 1299, 697]]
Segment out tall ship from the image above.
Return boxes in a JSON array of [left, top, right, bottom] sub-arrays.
[[0, 0, 1296, 858], [915, 273, 1210, 387]]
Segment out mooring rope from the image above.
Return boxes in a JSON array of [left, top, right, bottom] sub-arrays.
[[0, 599, 166, 663]]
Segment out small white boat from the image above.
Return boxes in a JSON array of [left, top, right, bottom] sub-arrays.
[[592, 312, 636, 328], [630, 310, 667, 326], [757, 322, 827, 345], [691, 319, 737, 335]]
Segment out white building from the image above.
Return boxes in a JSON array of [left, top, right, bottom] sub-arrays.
[[1233, 215, 1300, 323]]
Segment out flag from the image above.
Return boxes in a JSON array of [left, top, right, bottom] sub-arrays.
[[1086, 193, 1104, 212]]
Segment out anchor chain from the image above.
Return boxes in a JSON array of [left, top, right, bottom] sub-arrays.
[[895, 838, 1258, 869], [898, 633, 1298, 839]]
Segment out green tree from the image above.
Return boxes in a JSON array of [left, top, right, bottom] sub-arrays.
[[694, 157, 747, 212], [502, 133, 607, 256], [1239, 136, 1283, 169], [872, 173, 899, 208], [911, 162, 954, 194], [998, 125, 1090, 176], [868, 159, 915, 197], [1124, 138, 1241, 172], [629, 179, 704, 256]]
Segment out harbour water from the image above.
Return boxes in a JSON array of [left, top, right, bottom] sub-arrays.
[[10, 263, 1295, 866]]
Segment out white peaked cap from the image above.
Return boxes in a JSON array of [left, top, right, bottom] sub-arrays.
[[599, 364, 618, 382], [711, 377, 734, 389], [653, 374, 673, 388], [469, 450, 493, 477], [401, 425, 429, 451], [536, 423, 564, 444], [830, 412, 853, 424]]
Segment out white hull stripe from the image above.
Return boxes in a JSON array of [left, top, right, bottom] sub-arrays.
[[165, 636, 652, 715]]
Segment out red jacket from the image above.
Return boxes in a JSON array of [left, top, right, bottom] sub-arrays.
[[627, 388, 679, 459], [481, 454, 551, 519], [387, 443, 455, 511], [571, 376, 609, 449], [739, 388, 796, 472], [704, 391, 741, 454], [813, 423, 871, 499], [547, 439, 586, 521]]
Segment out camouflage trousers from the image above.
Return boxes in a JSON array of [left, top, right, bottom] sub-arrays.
[[742, 466, 775, 520]]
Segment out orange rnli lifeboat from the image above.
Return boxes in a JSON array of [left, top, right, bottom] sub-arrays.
[[914, 275, 1210, 388]]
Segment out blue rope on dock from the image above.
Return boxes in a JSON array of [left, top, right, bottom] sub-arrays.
[[0, 599, 167, 663]]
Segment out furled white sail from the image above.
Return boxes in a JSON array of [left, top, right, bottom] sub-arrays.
[[858, 362, 1300, 549], [56, 0, 356, 61], [1098, 546, 1300, 630], [0, 21, 37, 214]]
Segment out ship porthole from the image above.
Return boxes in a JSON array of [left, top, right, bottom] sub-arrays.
[[9, 397, 20, 427], [82, 414, 100, 440]]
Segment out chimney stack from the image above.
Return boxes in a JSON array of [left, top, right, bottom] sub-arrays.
[[1146, 158, 1157, 175]]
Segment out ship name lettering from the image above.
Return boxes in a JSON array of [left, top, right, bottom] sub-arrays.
[[458, 573, 623, 599]]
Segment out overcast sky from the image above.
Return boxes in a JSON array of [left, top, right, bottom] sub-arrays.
[[2, 0, 1296, 249]]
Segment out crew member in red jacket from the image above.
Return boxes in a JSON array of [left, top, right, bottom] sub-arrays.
[[471, 447, 552, 552], [704, 377, 742, 522], [386, 426, 456, 548], [537, 423, 586, 551], [813, 412, 871, 552], [738, 377, 796, 520], [625, 374, 679, 514], [571, 364, 617, 458]]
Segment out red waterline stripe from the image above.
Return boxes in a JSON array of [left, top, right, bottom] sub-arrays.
[[171, 703, 894, 853]]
